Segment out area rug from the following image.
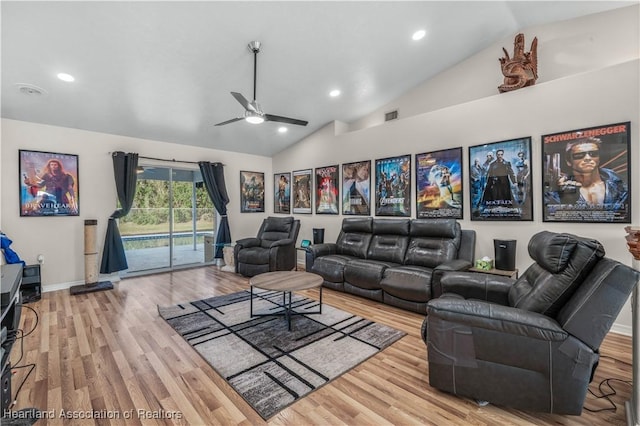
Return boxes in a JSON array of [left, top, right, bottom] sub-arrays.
[[158, 290, 405, 419]]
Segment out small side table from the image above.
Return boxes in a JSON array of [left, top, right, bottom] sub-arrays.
[[469, 267, 519, 279]]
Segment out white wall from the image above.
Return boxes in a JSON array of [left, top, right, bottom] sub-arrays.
[[0, 119, 272, 287], [274, 6, 640, 333]]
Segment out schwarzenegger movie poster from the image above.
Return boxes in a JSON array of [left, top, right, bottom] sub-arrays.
[[416, 147, 463, 219], [315, 165, 339, 214], [20, 150, 79, 217], [469, 137, 533, 221], [342, 160, 371, 215], [542, 122, 631, 223], [375, 154, 411, 217]]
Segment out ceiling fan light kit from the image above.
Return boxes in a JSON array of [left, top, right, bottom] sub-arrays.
[[215, 41, 308, 127], [245, 110, 265, 124]]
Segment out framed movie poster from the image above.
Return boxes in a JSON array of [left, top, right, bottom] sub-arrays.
[[375, 154, 411, 216], [19, 150, 79, 217], [416, 147, 463, 219], [315, 165, 339, 214], [542, 122, 631, 223], [240, 171, 265, 213], [274, 172, 291, 214], [292, 169, 312, 214], [469, 137, 533, 221], [342, 160, 371, 215]]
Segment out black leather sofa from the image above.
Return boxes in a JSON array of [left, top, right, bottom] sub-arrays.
[[422, 231, 640, 414], [306, 217, 476, 313]]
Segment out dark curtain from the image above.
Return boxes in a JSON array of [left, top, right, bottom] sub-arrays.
[[198, 161, 230, 258], [100, 152, 139, 273]]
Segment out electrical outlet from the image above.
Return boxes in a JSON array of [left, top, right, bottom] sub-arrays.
[[37, 254, 44, 265]]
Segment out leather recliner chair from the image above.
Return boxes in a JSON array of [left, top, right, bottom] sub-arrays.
[[422, 231, 640, 415], [234, 216, 300, 277]]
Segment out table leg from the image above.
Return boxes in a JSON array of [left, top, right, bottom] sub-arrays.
[[287, 291, 292, 331], [250, 285, 254, 318], [319, 286, 323, 314]]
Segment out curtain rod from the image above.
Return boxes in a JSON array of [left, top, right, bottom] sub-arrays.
[[108, 152, 224, 166]]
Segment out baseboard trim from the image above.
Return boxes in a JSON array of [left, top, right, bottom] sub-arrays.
[[610, 323, 632, 337]]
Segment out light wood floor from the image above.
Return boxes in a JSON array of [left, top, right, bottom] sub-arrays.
[[10, 266, 632, 425]]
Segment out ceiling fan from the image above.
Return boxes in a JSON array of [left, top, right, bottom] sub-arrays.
[[215, 41, 309, 127]]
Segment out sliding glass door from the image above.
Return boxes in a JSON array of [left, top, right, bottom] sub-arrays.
[[119, 166, 215, 274]]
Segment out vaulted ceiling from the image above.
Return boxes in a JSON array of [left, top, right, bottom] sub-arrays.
[[2, 1, 633, 156]]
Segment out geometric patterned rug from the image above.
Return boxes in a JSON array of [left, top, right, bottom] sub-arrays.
[[158, 290, 406, 419]]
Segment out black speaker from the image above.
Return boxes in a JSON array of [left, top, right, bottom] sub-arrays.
[[21, 264, 41, 303], [313, 228, 325, 245], [1, 363, 11, 412], [494, 239, 517, 271]]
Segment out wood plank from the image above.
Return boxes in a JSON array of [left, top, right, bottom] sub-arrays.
[[8, 265, 633, 425]]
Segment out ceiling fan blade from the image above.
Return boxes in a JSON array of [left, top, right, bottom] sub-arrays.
[[231, 92, 255, 112], [214, 117, 244, 126], [264, 114, 308, 126]]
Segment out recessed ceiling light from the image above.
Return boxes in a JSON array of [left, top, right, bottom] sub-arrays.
[[329, 89, 341, 97], [278, 127, 288, 133], [412, 30, 426, 41], [57, 73, 75, 82]]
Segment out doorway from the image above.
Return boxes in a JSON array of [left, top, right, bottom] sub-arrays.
[[119, 166, 216, 274]]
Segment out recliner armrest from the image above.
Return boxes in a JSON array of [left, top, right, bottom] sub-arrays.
[[432, 270, 514, 304], [427, 297, 568, 341], [308, 243, 337, 258], [236, 237, 261, 248], [268, 238, 294, 248], [434, 259, 471, 272]]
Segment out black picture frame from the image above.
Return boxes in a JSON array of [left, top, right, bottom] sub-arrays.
[[542, 121, 631, 223], [240, 171, 265, 213], [19, 149, 80, 217], [292, 169, 312, 214], [342, 160, 371, 215], [274, 172, 291, 214], [415, 147, 463, 219], [374, 154, 411, 217], [469, 137, 533, 221], [315, 165, 339, 214]]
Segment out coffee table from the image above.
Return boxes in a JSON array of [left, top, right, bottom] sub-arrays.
[[249, 271, 323, 330]]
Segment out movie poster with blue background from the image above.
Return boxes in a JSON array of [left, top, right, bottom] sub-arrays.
[[542, 122, 630, 223], [342, 160, 371, 215], [469, 137, 533, 221], [416, 147, 463, 219], [20, 150, 79, 217], [375, 154, 411, 216]]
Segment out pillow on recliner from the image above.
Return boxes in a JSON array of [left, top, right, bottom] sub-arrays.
[[264, 216, 293, 233], [528, 231, 577, 274]]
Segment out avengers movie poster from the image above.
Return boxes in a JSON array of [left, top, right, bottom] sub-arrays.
[[469, 137, 533, 221], [20, 150, 79, 217], [240, 171, 265, 213], [375, 154, 411, 217], [542, 122, 630, 223], [274, 172, 291, 214], [292, 169, 312, 214], [342, 160, 371, 215], [416, 147, 463, 219], [315, 165, 339, 214]]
